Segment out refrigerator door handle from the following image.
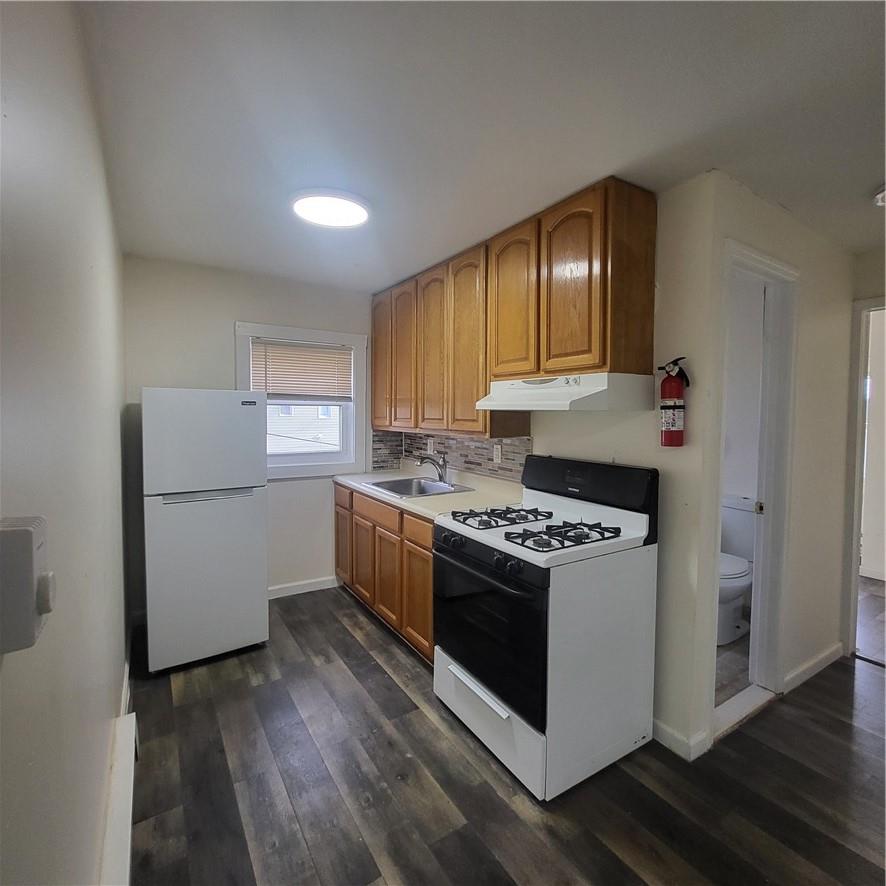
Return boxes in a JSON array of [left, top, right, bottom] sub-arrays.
[[159, 488, 259, 505]]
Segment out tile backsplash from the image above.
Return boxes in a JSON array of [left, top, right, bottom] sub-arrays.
[[370, 430, 403, 470], [368, 431, 532, 480]]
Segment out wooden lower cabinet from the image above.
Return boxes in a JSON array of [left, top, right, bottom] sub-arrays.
[[351, 513, 375, 606], [374, 527, 402, 629], [334, 505, 352, 585], [334, 483, 434, 661], [401, 540, 433, 659]]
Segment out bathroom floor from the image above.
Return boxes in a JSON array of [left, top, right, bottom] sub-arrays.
[[856, 575, 885, 665], [715, 634, 751, 706]]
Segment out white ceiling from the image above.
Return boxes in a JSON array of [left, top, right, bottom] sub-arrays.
[[80, 2, 884, 294]]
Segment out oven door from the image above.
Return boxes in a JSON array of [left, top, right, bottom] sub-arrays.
[[433, 548, 548, 732]]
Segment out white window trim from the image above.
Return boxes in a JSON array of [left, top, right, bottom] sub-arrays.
[[235, 321, 367, 480]]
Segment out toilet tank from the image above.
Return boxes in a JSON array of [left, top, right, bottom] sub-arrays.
[[721, 494, 756, 561]]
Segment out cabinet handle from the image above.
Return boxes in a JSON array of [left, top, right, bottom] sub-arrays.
[[447, 664, 510, 719]]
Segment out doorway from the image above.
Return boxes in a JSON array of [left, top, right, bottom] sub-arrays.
[[848, 303, 885, 666], [713, 242, 798, 731]]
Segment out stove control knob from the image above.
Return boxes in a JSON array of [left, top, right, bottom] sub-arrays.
[[441, 531, 454, 546], [493, 552, 506, 570], [450, 534, 466, 550], [505, 559, 523, 576]]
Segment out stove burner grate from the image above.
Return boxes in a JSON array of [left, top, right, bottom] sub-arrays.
[[504, 521, 622, 551], [451, 506, 554, 529]]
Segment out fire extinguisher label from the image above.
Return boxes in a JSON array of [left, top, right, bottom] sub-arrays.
[[661, 399, 685, 431]]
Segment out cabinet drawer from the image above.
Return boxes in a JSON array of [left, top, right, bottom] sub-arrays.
[[434, 647, 546, 800], [334, 483, 352, 510], [352, 492, 401, 534], [402, 513, 433, 549]]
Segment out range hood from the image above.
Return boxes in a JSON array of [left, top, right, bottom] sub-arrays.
[[476, 373, 654, 412]]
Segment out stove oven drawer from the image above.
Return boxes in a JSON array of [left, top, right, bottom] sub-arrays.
[[434, 646, 546, 799]]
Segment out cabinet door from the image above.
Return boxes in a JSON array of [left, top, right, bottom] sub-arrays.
[[374, 526, 402, 629], [391, 279, 417, 428], [447, 246, 487, 433], [402, 540, 433, 660], [371, 292, 393, 428], [351, 514, 375, 606], [488, 219, 539, 378], [417, 265, 448, 430], [334, 505, 352, 585], [539, 187, 606, 373]]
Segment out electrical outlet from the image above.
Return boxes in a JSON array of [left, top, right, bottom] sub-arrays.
[[493, 443, 502, 464], [427, 438, 435, 454]]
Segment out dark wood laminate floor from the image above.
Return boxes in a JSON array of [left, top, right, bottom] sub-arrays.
[[130, 587, 886, 886]]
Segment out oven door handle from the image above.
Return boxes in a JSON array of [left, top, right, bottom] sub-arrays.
[[447, 663, 510, 719], [434, 551, 535, 600]]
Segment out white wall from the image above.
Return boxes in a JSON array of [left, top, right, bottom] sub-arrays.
[[861, 310, 885, 579], [722, 268, 764, 499], [854, 246, 885, 301], [533, 172, 719, 754], [532, 170, 854, 755], [710, 174, 854, 694], [122, 255, 370, 615], [0, 5, 126, 883]]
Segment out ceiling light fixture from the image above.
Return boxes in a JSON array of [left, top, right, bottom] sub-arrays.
[[875, 186, 886, 208], [291, 189, 369, 228]]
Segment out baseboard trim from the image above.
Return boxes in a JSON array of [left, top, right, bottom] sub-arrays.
[[782, 642, 844, 694], [100, 712, 137, 886], [268, 576, 338, 599], [652, 718, 711, 761]]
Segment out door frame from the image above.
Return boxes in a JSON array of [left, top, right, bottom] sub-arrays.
[[714, 240, 799, 715], [842, 297, 886, 657]]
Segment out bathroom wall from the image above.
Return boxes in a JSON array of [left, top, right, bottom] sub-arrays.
[[721, 267, 765, 500], [861, 310, 885, 579]]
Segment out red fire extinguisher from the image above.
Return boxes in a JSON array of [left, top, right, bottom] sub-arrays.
[[658, 357, 690, 447]]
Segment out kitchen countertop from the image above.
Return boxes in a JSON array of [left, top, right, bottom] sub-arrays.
[[333, 463, 522, 521]]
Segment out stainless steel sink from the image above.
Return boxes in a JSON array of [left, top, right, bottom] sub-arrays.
[[365, 478, 473, 498]]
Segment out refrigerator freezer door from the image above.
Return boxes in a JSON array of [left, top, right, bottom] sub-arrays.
[[142, 388, 267, 495], [145, 485, 269, 671]]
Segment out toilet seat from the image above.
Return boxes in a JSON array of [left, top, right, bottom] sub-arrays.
[[719, 552, 749, 579]]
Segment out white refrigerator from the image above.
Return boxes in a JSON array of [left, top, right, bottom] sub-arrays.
[[142, 387, 269, 672]]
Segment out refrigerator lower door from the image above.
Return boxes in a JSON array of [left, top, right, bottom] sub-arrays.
[[145, 485, 269, 671]]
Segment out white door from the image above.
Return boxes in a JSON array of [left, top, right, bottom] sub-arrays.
[[145, 486, 269, 671], [142, 387, 267, 495]]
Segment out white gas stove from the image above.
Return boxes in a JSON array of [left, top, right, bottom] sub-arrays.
[[435, 490, 650, 568], [432, 454, 659, 801]]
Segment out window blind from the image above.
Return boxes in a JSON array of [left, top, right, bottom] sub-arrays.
[[250, 338, 353, 401]]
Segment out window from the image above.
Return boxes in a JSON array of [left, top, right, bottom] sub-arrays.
[[235, 322, 367, 479]]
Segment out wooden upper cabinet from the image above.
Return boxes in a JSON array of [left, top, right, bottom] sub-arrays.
[[391, 280, 417, 428], [416, 265, 448, 430], [371, 292, 393, 429], [540, 186, 606, 374], [488, 219, 539, 379], [447, 246, 487, 434]]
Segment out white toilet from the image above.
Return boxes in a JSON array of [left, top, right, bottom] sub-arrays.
[[718, 496, 755, 646]]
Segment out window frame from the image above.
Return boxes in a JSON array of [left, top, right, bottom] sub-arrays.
[[235, 322, 367, 480]]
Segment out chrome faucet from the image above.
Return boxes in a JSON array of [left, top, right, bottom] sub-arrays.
[[416, 453, 448, 482]]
